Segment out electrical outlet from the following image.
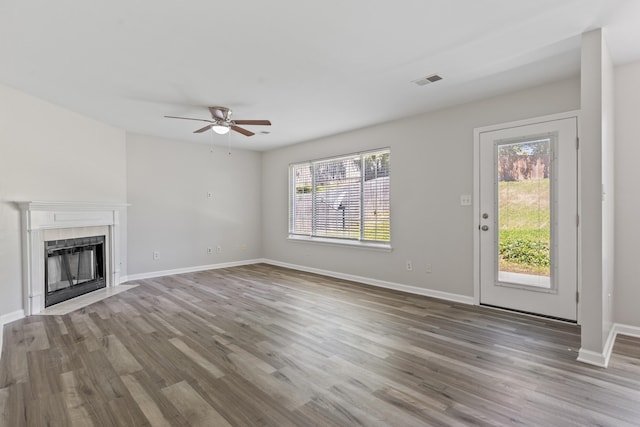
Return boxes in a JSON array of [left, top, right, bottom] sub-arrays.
[[207, 247, 213, 254], [406, 260, 413, 271], [460, 194, 472, 206], [426, 263, 432, 273], [153, 251, 160, 260], [216, 245, 222, 253], [207, 191, 214, 199]]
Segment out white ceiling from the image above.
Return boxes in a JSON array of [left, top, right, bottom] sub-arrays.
[[2, 0, 639, 151]]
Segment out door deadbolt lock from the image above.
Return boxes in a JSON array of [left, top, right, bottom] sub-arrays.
[[482, 213, 489, 219], [481, 225, 489, 231]]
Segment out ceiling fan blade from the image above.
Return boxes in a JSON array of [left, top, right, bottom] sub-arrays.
[[231, 125, 255, 137], [233, 120, 271, 126], [194, 124, 213, 133], [165, 115, 213, 123]]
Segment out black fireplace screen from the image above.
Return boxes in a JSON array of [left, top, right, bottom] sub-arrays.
[[44, 235, 106, 307]]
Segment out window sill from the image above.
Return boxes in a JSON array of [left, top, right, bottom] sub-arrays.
[[287, 235, 393, 252]]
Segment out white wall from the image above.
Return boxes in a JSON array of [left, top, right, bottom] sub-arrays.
[[262, 78, 580, 298], [601, 38, 615, 338], [578, 29, 616, 362], [126, 134, 262, 276], [0, 83, 127, 320], [614, 60, 640, 328]]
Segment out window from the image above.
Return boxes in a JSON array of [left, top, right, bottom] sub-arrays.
[[289, 149, 390, 245]]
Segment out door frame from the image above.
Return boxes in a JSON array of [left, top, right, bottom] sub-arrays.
[[473, 110, 582, 324]]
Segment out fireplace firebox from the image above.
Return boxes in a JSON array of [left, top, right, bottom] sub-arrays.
[[44, 235, 106, 307]]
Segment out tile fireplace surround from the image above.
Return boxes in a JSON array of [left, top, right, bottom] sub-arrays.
[[18, 201, 128, 316]]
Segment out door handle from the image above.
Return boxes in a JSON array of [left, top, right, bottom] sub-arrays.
[[481, 225, 489, 231]]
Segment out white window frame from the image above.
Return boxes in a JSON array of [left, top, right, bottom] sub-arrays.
[[288, 148, 391, 250]]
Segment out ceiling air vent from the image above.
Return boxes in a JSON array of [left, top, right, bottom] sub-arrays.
[[412, 74, 443, 86]]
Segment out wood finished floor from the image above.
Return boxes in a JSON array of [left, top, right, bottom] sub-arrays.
[[1, 264, 640, 426]]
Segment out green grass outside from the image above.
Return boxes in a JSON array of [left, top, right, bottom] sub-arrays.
[[498, 178, 550, 276], [364, 219, 389, 241], [319, 219, 390, 242]]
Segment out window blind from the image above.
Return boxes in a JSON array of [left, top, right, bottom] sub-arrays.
[[289, 149, 390, 243]]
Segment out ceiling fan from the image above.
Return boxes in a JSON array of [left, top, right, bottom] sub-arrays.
[[165, 106, 271, 136]]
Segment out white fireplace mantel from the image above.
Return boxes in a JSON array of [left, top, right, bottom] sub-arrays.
[[18, 201, 129, 315]]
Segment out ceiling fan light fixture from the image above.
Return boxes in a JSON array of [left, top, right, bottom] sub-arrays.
[[212, 124, 230, 135]]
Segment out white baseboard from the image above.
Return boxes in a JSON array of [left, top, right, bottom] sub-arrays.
[[577, 347, 608, 368], [613, 323, 640, 339], [1, 309, 25, 325], [0, 309, 26, 359], [125, 258, 474, 306], [261, 258, 475, 305], [578, 322, 640, 368], [124, 259, 264, 282], [577, 325, 616, 368]]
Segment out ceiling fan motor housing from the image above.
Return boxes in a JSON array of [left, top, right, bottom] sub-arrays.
[[210, 106, 232, 122]]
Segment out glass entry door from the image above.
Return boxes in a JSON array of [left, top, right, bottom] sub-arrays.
[[479, 117, 578, 321]]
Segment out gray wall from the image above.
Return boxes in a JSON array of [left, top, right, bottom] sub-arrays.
[[614, 60, 640, 327], [0, 83, 127, 319], [261, 78, 580, 298], [126, 133, 262, 276]]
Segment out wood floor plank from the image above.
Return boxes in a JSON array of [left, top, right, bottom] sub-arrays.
[[99, 334, 143, 375], [0, 386, 10, 425], [1, 264, 639, 426], [23, 321, 50, 352], [162, 380, 232, 427], [168, 337, 225, 379], [147, 312, 185, 336], [25, 392, 71, 427], [121, 374, 173, 427]]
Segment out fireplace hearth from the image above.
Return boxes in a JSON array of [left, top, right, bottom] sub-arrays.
[[45, 235, 106, 307]]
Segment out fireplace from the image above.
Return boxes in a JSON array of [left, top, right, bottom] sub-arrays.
[[45, 235, 106, 307], [18, 201, 128, 315]]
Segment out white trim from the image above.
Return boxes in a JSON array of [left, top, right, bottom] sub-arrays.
[[614, 323, 640, 339], [574, 115, 582, 325], [473, 111, 581, 319], [287, 235, 392, 252], [577, 322, 640, 368], [1, 310, 26, 326], [602, 325, 617, 367], [0, 309, 26, 358], [18, 201, 128, 315], [124, 259, 264, 282], [474, 110, 581, 134], [126, 258, 474, 305], [577, 348, 608, 367], [17, 201, 130, 212], [577, 325, 615, 367], [473, 127, 481, 305], [262, 259, 475, 305]]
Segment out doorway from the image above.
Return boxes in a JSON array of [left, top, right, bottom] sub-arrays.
[[475, 114, 578, 321]]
